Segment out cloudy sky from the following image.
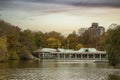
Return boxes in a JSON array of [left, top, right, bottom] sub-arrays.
[[0, 0, 120, 35]]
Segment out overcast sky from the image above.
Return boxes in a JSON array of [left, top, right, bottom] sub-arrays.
[[0, 0, 120, 35]]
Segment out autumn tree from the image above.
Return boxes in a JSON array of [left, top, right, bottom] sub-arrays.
[[98, 33, 105, 51], [9, 50, 19, 60], [0, 36, 8, 62], [67, 31, 78, 49], [81, 29, 100, 49], [19, 29, 37, 52], [0, 20, 36, 60], [76, 43, 84, 50], [34, 31, 46, 48], [45, 31, 64, 48], [45, 31, 64, 41], [47, 37, 61, 48], [78, 29, 91, 48], [7, 31, 20, 51], [0, 20, 21, 60], [7, 32, 20, 60]]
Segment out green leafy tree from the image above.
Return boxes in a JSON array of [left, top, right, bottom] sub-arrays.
[[105, 26, 120, 66]]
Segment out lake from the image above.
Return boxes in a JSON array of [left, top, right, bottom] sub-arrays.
[[0, 60, 120, 80]]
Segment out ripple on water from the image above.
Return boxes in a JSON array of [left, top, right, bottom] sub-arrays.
[[0, 62, 120, 80]]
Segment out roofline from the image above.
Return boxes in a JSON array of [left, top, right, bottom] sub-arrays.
[[51, 52, 106, 54]]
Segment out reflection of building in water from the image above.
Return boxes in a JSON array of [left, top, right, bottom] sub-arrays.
[[34, 48, 107, 61]]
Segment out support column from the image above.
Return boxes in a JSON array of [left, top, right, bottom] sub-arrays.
[[64, 53, 65, 59], [81, 54, 83, 59], [87, 54, 89, 59], [100, 53, 101, 60], [43, 53, 44, 58], [59, 54, 60, 59], [57, 53, 59, 59], [75, 54, 77, 59], [93, 54, 95, 60], [69, 54, 71, 59]]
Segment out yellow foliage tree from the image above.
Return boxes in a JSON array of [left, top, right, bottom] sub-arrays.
[[76, 44, 84, 50], [0, 36, 8, 62], [47, 37, 61, 48]]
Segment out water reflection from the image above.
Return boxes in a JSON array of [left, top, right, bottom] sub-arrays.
[[0, 60, 119, 80], [108, 74, 120, 80], [0, 60, 41, 69]]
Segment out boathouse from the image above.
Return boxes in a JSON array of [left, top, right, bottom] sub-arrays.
[[34, 48, 107, 60]]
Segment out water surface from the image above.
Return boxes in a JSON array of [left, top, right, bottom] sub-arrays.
[[0, 60, 120, 80]]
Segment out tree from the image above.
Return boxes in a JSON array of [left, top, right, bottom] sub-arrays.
[[0, 36, 8, 62], [18, 46, 34, 60], [47, 37, 61, 48], [45, 31, 64, 44], [67, 31, 79, 49], [98, 33, 105, 51], [7, 31, 20, 51], [34, 31, 46, 48], [0, 20, 37, 60], [80, 30, 90, 47], [78, 28, 87, 36], [76, 44, 84, 50], [45, 31, 64, 41], [105, 25, 120, 66], [9, 50, 19, 60], [79, 29, 98, 48], [19, 29, 37, 52]]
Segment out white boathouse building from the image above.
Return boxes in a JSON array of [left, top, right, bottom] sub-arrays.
[[34, 48, 107, 60]]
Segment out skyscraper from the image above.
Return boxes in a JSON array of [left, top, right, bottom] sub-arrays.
[[89, 23, 105, 38]]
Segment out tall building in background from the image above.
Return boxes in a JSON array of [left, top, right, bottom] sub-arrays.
[[78, 23, 105, 49], [89, 23, 105, 38], [98, 26, 105, 36]]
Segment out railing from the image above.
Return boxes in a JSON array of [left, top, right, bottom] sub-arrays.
[[38, 52, 107, 60]]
